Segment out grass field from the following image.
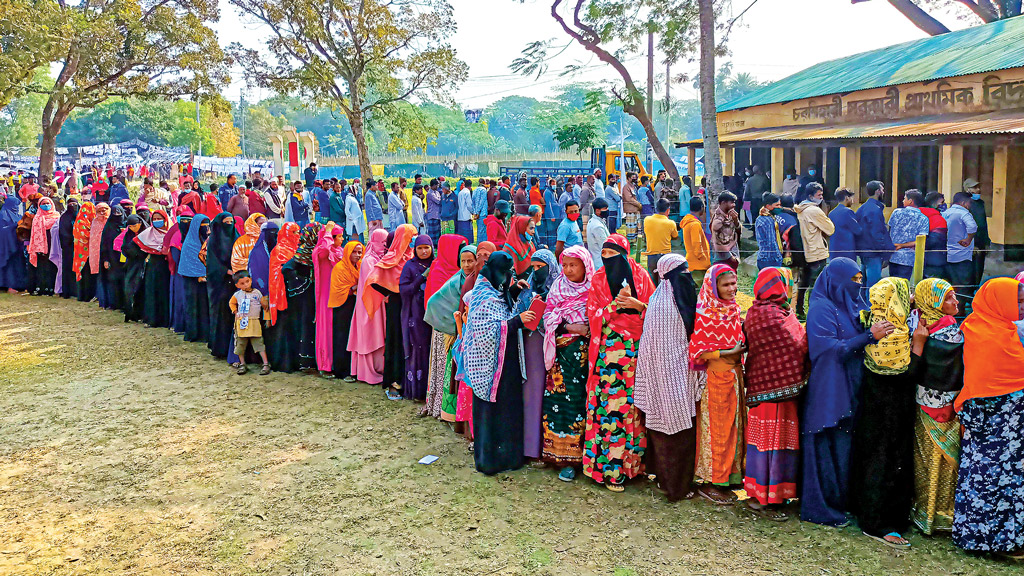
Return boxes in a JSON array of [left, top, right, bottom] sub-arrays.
[[0, 293, 1019, 575]]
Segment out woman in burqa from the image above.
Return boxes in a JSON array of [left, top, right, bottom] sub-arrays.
[[0, 192, 26, 292], [265, 222, 302, 373], [136, 209, 171, 328], [398, 235, 435, 400], [368, 224, 417, 397], [165, 208, 194, 334], [119, 214, 149, 322], [247, 222, 279, 295], [278, 223, 320, 373], [313, 222, 347, 377], [348, 228, 390, 384], [27, 197, 59, 296], [89, 203, 110, 305], [328, 239, 364, 380], [462, 251, 536, 475], [177, 213, 212, 343], [206, 212, 240, 358], [71, 201, 97, 302], [57, 196, 80, 299], [516, 249, 560, 461], [99, 204, 128, 311]]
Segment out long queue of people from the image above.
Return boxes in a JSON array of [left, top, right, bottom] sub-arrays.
[[1, 172, 1023, 562]]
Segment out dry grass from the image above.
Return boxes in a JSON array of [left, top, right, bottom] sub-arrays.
[[0, 293, 1018, 575]]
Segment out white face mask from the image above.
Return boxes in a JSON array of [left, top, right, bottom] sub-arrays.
[[810, 195, 823, 206]]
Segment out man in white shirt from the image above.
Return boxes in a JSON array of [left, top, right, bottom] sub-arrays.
[[456, 181, 474, 243], [263, 179, 285, 220], [593, 168, 605, 200], [409, 183, 426, 234], [587, 198, 611, 270], [344, 188, 366, 243]]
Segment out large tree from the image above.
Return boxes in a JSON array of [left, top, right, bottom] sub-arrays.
[[28, 0, 227, 176], [857, 0, 1021, 35], [230, 0, 468, 182], [512, 0, 708, 182], [0, 0, 66, 108], [698, 0, 723, 199]]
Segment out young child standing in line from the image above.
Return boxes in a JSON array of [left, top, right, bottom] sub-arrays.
[[229, 270, 271, 375]]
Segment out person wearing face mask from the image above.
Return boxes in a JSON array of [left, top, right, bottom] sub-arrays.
[[755, 193, 785, 270], [743, 165, 770, 231], [99, 205, 129, 310], [136, 209, 172, 328], [794, 183, 835, 319], [119, 214, 149, 323], [642, 198, 679, 282], [827, 188, 861, 263], [554, 200, 583, 260], [502, 215, 537, 279], [586, 198, 611, 271], [963, 178, 989, 288], [26, 197, 59, 296], [854, 181, 894, 296], [782, 170, 800, 197], [797, 164, 824, 204]]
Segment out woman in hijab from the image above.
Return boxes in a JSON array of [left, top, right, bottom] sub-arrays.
[[312, 222, 347, 377], [0, 192, 26, 292], [517, 249, 559, 461], [166, 208, 193, 334], [953, 277, 1024, 559], [457, 241, 497, 318], [398, 235, 434, 400], [58, 196, 80, 299], [328, 239, 364, 380], [136, 209, 171, 328], [206, 212, 240, 358], [99, 204, 128, 310], [231, 214, 266, 274], [539, 245, 593, 481], [502, 215, 536, 278], [906, 278, 963, 536], [741, 267, 807, 520], [119, 214, 149, 322], [583, 233, 654, 492], [463, 251, 537, 475], [634, 253, 701, 501], [430, 244, 477, 423], [71, 201, 96, 301], [800, 257, 893, 527], [89, 203, 110, 305], [288, 223, 322, 371], [485, 200, 510, 248], [347, 228, 390, 384], [247, 222, 278, 295], [453, 242, 496, 434], [420, 234, 468, 418], [688, 263, 745, 504], [853, 276, 915, 548], [368, 224, 417, 397], [178, 213, 211, 343], [265, 222, 302, 373], [27, 197, 59, 296]]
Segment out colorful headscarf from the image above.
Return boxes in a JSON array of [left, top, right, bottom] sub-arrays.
[[364, 223, 417, 318], [425, 244, 476, 335], [914, 278, 955, 329], [864, 276, 912, 375], [753, 266, 794, 304], [292, 222, 321, 266], [462, 251, 523, 402], [230, 213, 264, 273], [28, 198, 58, 265], [72, 202, 96, 280], [134, 209, 170, 254], [502, 215, 535, 275], [957, 277, 1024, 410], [688, 263, 743, 368], [89, 203, 110, 274], [328, 240, 364, 308], [177, 214, 210, 278], [745, 266, 808, 404], [425, 234, 467, 309], [542, 245, 594, 369], [268, 222, 301, 325]]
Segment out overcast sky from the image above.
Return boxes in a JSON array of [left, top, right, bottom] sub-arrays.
[[213, 0, 969, 107]]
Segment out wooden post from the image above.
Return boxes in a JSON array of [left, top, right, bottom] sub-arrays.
[[771, 147, 785, 194], [939, 144, 963, 204], [839, 145, 861, 206], [722, 146, 734, 177], [687, 146, 698, 180], [888, 145, 900, 217]]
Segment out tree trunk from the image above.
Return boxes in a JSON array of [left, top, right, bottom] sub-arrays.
[[622, 99, 680, 182], [38, 103, 70, 178], [886, 0, 951, 35], [349, 112, 373, 184], [698, 0, 723, 201]]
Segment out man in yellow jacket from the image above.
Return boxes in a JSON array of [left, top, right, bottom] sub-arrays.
[[794, 182, 835, 318], [680, 197, 711, 288]]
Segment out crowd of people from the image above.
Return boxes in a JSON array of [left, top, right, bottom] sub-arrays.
[[1, 163, 1023, 561]]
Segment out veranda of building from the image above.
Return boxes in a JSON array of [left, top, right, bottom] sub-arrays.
[[680, 15, 1024, 265]]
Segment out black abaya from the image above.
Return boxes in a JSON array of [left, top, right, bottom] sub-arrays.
[[331, 297, 356, 378], [377, 287, 405, 388], [472, 315, 526, 476], [142, 254, 171, 328], [204, 212, 239, 358], [58, 207, 78, 299], [183, 276, 211, 343], [121, 236, 147, 322], [265, 260, 315, 373]]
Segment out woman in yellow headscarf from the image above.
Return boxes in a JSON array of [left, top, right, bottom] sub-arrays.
[[852, 276, 915, 549], [906, 278, 963, 536]]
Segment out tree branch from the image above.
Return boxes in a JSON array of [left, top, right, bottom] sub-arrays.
[[885, 0, 951, 35]]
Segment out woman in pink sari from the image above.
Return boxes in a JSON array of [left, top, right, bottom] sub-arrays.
[[313, 221, 347, 377], [348, 227, 389, 384], [366, 223, 417, 398]]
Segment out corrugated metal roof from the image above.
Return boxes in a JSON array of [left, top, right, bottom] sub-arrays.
[[677, 110, 1024, 146], [720, 16, 1024, 112]]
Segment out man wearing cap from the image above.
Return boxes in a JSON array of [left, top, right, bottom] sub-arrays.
[[963, 177, 989, 287]]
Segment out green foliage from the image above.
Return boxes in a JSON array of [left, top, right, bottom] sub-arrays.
[[0, 0, 67, 107], [553, 120, 600, 158]]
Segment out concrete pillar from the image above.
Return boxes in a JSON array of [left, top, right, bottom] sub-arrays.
[[771, 147, 785, 194], [839, 145, 861, 205], [687, 147, 698, 180], [939, 144, 964, 204], [889, 146, 900, 217], [722, 147, 735, 178], [990, 145, 1024, 248], [272, 135, 284, 178]]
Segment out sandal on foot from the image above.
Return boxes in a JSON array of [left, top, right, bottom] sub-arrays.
[[606, 484, 625, 493], [698, 487, 734, 506], [259, 364, 271, 376], [236, 364, 248, 375], [864, 531, 910, 549], [384, 389, 402, 401], [746, 502, 788, 522], [343, 376, 357, 383], [558, 467, 576, 482], [229, 362, 240, 369], [319, 370, 335, 379], [467, 442, 474, 453]]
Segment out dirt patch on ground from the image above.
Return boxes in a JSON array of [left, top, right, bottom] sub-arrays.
[[0, 293, 1017, 575]]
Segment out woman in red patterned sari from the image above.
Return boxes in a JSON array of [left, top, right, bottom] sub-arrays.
[[582, 233, 654, 492]]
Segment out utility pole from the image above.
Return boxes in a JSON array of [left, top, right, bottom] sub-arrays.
[[665, 61, 671, 152], [240, 95, 247, 158], [195, 95, 202, 157], [646, 27, 655, 174]]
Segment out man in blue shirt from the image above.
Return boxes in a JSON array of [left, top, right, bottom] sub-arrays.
[[387, 182, 406, 233], [555, 200, 583, 259], [542, 177, 562, 250], [425, 179, 442, 245], [364, 179, 384, 235], [218, 174, 239, 208], [303, 163, 317, 191], [944, 192, 978, 314], [755, 192, 785, 270], [854, 180, 894, 292], [471, 179, 488, 243], [456, 180, 473, 243], [827, 188, 860, 262], [439, 181, 458, 235], [108, 175, 129, 205], [886, 190, 929, 280], [604, 173, 621, 232]]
